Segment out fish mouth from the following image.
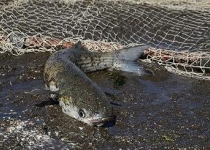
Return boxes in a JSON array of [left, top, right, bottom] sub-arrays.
[[89, 116, 116, 127]]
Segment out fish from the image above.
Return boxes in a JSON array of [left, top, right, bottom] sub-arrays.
[[44, 41, 149, 126]]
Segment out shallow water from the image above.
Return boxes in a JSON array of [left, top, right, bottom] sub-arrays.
[[0, 52, 209, 149]]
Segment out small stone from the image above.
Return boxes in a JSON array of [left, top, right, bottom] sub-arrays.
[[55, 131, 59, 136]]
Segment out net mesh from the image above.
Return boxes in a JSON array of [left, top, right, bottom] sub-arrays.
[[1, 0, 210, 79]]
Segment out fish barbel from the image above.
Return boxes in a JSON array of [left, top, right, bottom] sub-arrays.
[[44, 42, 149, 126]]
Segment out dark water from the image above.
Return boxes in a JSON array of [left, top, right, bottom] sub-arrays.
[[0, 52, 209, 149]]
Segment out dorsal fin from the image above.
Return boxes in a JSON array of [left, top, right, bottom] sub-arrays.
[[73, 41, 88, 52], [74, 41, 82, 49]]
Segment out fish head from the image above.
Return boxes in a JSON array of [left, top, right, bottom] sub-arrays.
[[59, 95, 115, 127]]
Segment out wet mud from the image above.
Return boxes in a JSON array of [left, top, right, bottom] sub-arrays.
[[0, 52, 209, 149]]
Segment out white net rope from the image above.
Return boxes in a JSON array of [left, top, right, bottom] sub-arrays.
[[1, 0, 210, 79]]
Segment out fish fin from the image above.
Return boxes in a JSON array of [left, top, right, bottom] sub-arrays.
[[35, 99, 59, 107], [110, 45, 150, 75], [101, 86, 123, 95], [45, 84, 49, 90], [74, 41, 83, 49], [111, 60, 151, 75], [74, 41, 89, 52], [113, 45, 149, 61], [110, 102, 122, 107]]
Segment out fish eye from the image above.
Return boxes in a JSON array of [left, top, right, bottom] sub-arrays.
[[78, 109, 86, 118]]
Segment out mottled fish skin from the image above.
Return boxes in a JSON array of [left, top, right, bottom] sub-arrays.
[[44, 41, 149, 126]]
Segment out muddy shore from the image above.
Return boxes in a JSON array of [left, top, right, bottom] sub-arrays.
[[0, 52, 209, 149]]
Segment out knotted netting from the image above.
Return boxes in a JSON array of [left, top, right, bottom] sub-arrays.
[[1, 0, 210, 79]]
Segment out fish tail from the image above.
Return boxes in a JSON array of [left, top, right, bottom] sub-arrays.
[[112, 45, 150, 75]]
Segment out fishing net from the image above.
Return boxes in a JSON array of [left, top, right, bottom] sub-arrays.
[[1, 0, 210, 79]]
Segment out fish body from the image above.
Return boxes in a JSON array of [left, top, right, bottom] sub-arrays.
[[44, 42, 149, 126]]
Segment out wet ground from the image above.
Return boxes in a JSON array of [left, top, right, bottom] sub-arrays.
[[0, 52, 209, 149]]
